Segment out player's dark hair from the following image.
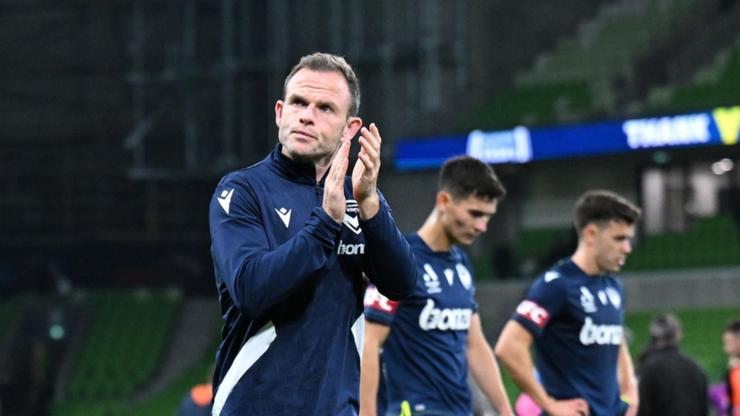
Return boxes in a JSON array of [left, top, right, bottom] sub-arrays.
[[283, 52, 361, 117], [438, 156, 506, 201], [725, 318, 740, 335], [573, 190, 641, 232]]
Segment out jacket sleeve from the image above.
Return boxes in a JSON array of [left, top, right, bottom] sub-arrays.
[[209, 177, 341, 320], [360, 191, 418, 300]]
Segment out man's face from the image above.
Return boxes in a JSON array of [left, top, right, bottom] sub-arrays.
[[439, 193, 498, 246], [589, 220, 635, 274], [275, 68, 360, 165], [723, 331, 740, 358]]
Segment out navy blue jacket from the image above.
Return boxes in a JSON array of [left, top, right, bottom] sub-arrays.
[[209, 145, 417, 416]]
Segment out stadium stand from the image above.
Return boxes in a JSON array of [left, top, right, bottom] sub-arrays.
[[509, 215, 740, 277], [0, 300, 17, 343], [63, 289, 179, 400], [51, 291, 218, 416], [470, 0, 703, 129], [644, 36, 740, 112]]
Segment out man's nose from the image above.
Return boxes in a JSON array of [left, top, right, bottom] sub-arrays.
[[474, 218, 488, 233], [299, 105, 315, 124], [623, 240, 632, 254]]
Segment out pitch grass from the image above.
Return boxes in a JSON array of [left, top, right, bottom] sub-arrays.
[[500, 306, 740, 405]]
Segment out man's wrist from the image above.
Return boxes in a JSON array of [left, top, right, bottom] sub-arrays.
[[358, 193, 380, 220]]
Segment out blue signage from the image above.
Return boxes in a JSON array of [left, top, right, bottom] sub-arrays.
[[393, 106, 740, 170]]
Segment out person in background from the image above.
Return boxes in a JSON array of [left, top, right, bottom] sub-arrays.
[[636, 313, 708, 416], [177, 381, 212, 416], [723, 318, 740, 416]]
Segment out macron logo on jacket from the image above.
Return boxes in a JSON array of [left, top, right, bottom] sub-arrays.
[[218, 189, 235, 214], [274, 207, 292, 228]]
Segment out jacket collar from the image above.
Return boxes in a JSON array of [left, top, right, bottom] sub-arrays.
[[269, 144, 329, 186]]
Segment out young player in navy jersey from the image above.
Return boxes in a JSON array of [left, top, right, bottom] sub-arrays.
[[361, 156, 513, 416], [495, 190, 641, 416], [208, 53, 417, 416]]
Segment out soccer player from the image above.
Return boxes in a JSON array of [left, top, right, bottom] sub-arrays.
[[208, 53, 418, 415], [360, 156, 513, 416], [495, 190, 641, 416]]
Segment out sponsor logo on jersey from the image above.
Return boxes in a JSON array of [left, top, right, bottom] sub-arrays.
[[516, 300, 550, 328], [579, 317, 623, 346], [363, 285, 399, 314], [337, 240, 365, 256], [418, 299, 472, 331]]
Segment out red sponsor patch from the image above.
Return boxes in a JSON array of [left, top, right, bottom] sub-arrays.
[[364, 285, 399, 314], [515, 300, 550, 328]]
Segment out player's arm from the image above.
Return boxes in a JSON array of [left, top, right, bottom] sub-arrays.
[[360, 320, 392, 416], [494, 321, 589, 416], [360, 191, 418, 301], [350, 124, 416, 300], [617, 339, 639, 416], [209, 178, 341, 320], [466, 314, 513, 416]]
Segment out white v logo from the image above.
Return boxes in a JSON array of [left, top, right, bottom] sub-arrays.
[[343, 214, 362, 235], [217, 189, 234, 214], [274, 208, 291, 228]]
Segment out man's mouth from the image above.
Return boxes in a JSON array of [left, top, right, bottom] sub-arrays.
[[293, 130, 316, 140]]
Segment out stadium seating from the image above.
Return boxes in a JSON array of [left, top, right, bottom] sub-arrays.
[[0, 299, 18, 344], [644, 36, 740, 112], [509, 215, 740, 277], [471, 0, 702, 129], [626, 215, 740, 271], [63, 289, 179, 401], [51, 289, 221, 416]]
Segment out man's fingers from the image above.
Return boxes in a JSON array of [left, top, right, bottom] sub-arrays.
[[360, 124, 381, 152], [357, 151, 375, 173], [575, 399, 589, 416], [358, 136, 379, 161], [329, 139, 350, 180], [369, 122, 382, 143]]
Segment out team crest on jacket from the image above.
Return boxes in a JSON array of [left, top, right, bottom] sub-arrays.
[[343, 199, 362, 234]]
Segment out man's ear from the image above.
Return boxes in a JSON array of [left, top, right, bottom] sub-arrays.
[[342, 116, 362, 141], [274, 100, 284, 127], [582, 223, 598, 245], [436, 191, 451, 212]]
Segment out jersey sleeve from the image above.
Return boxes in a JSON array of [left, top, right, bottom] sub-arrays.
[[360, 190, 418, 301], [209, 175, 341, 320], [363, 284, 400, 326], [512, 272, 567, 337]]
